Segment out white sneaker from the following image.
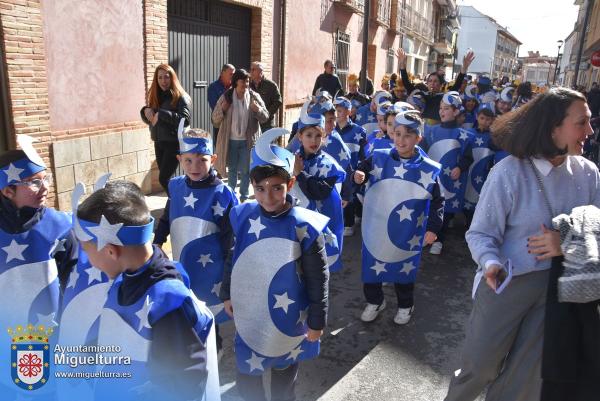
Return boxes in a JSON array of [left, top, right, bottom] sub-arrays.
[[429, 241, 443, 255], [360, 300, 386, 322], [393, 306, 414, 325], [343, 226, 355, 237]]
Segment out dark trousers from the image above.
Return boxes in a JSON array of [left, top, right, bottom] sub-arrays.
[[363, 282, 415, 308], [437, 212, 454, 244], [343, 199, 355, 227], [213, 127, 219, 146], [236, 363, 298, 401], [154, 140, 180, 194]]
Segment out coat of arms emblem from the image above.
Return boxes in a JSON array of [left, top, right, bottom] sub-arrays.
[[8, 323, 54, 390]]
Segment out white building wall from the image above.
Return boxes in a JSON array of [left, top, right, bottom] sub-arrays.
[[559, 32, 575, 86], [456, 6, 497, 75]]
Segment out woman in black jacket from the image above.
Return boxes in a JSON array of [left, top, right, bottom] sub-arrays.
[[141, 64, 192, 193]]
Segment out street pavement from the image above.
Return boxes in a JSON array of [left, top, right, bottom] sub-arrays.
[[146, 194, 484, 401]]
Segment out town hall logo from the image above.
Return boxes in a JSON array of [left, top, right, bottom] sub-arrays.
[[8, 323, 54, 390]]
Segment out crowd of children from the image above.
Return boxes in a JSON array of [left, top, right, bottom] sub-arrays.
[[1, 50, 547, 400]]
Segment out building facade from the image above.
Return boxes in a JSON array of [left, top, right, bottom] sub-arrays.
[[455, 5, 520, 80]]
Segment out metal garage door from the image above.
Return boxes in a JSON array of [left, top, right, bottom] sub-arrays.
[[168, 0, 251, 132]]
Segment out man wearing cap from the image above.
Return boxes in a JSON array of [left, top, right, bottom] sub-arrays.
[[312, 60, 344, 98], [250, 61, 282, 132], [396, 49, 475, 125]]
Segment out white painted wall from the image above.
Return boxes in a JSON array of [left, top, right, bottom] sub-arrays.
[[456, 6, 498, 75]]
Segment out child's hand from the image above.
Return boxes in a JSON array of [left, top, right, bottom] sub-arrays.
[[450, 167, 461, 180], [224, 300, 234, 318], [293, 154, 303, 176], [354, 170, 365, 184], [424, 231, 437, 246], [306, 328, 322, 342]]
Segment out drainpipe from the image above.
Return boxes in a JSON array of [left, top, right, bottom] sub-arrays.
[[278, 0, 287, 129]]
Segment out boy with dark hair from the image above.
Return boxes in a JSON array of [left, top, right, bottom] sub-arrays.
[[220, 129, 330, 401], [421, 91, 473, 255], [74, 180, 219, 401], [154, 120, 238, 353], [354, 110, 444, 324], [0, 135, 77, 400]]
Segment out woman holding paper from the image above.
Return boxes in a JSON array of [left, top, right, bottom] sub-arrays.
[[445, 88, 599, 401]]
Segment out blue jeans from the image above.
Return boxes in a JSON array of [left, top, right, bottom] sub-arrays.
[[227, 139, 250, 200]]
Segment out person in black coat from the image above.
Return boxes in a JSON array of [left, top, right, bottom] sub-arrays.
[[312, 60, 344, 98], [141, 64, 192, 193]]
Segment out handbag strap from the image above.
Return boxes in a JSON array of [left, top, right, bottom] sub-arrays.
[[528, 158, 556, 218]]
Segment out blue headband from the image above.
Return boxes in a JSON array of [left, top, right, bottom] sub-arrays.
[[477, 102, 496, 116], [0, 135, 47, 189], [442, 91, 462, 108], [297, 100, 325, 130], [333, 97, 352, 110], [177, 119, 213, 155], [77, 216, 155, 249], [311, 100, 334, 114], [250, 128, 294, 174], [394, 110, 422, 133]]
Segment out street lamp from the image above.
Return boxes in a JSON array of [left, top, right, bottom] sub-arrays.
[[552, 40, 564, 86]]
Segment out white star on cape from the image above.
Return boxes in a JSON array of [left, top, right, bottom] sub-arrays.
[[443, 166, 452, 176], [475, 137, 484, 146], [183, 192, 198, 209], [368, 143, 374, 153], [2, 239, 28, 263], [370, 261, 387, 275], [474, 176, 483, 184], [416, 213, 426, 228], [356, 113, 363, 121], [354, 132, 363, 142], [135, 295, 154, 331], [396, 205, 413, 222], [296, 307, 308, 325], [246, 352, 265, 372], [85, 266, 103, 285], [36, 312, 58, 328], [459, 131, 469, 141], [318, 164, 332, 177], [452, 199, 460, 208], [296, 225, 309, 242], [286, 346, 304, 361], [50, 238, 66, 257], [3, 163, 24, 183], [407, 235, 421, 249], [198, 254, 213, 268], [66, 269, 79, 289], [464, 202, 473, 210], [453, 181, 461, 189], [273, 292, 295, 314], [248, 217, 266, 240], [418, 171, 434, 187], [212, 202, 225, 217], [212, 281, 222, 296], [370, 165, 383, 180], [394, 164, 407, 178], [338, 150, 349, 161], [87, 215, 123, 250], [368, 114, 375, 122], [401, 261, 416, 275]]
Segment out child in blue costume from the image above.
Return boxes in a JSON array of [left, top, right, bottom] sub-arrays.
[[354, 110, 444, 325], [290, 106, 345, 272], [0, 135, 77, 400], [461, 84, 479, 129], [75, 180, 219, 401], [220, 130, 330, 401], [154, 120, 238, 352], [421, 91, 473, 255], [463, 103, 496, 222], [355, 90, 392, 135]]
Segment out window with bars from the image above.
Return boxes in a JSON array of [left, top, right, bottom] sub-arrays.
[[335, 30, 351, 93], [386, 48, 395, 73]]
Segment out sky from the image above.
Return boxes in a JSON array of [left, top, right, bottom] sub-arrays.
[[457, 0, 580, 57]]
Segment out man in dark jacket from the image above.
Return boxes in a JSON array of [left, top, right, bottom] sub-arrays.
[[587, 82, 600, 117], [250, 61, 283, 132], [208, 64, 235, 142], [312, 60, 344, 98]]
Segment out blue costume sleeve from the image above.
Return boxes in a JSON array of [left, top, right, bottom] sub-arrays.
[[301, 234, 329, 330], [295, 171, 338, 200], [426, 179, 445, 235]]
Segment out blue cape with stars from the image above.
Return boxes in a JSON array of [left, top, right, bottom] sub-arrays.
[[463, 129, 495, 210]]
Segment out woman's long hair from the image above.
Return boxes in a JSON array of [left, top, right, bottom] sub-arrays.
[[147, 64, 188, 109]]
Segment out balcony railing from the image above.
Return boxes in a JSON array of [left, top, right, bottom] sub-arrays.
[[400, 5, 434, 43], [372, 0, 391, 28], [332, 0, 365, 14]]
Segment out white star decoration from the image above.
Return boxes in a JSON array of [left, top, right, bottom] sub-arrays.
[[338, 150, 349, 161], [135, 295, 154, 331], [87, 215, 123, 250], [212, 202, 225, 217], [212, 281, 222, 296], [354, 132, 363, 142], [296, 225, 309, 242], [246, 352, 265, 372], [370, 261, 387, 275], [273, 292, 295, 314], [66, 269, 79, 289], [418, 171, 434, 187], [452, 199, 460, 208], [401, 261, 416, 275], [475, 137, 484, 146], [318, 164, 332, 177], [416, 213, 426, 228], [356, 114, 363, 122], [368, 143, 374, 153], [367, 114, 375, 122], [85, 266, 103, 285], [50, 238, 66, 257], [396, 205, 413, 222], [183, 192, 198, 209], [407, 235, 421, 249], [464, 202, 473, 210], [286, 346, 304, 361], [459, 131, 469, 141], [474, 176, 483, 184], [248, 217, 266, 240], [296, 307, 308, 325], [394, 164, 407, 178], [198, 254, 213, 268], [443, 166, 452, 176], [36, 312, 58, 328], [453, 181, 461, 189], [370, 165, 383, 180], [2, 239, 28, 263], [3, 163, 24, 183]]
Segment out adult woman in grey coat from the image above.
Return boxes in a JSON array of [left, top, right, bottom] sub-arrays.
[[445, 88, 598, 401]]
